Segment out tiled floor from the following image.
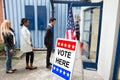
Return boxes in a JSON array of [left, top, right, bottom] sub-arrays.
[[0, 51, 103, 80]]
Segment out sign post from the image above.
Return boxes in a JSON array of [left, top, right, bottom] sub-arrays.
[[51, 38, 83, 80]]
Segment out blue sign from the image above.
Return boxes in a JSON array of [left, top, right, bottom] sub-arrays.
[[52, 64, 71, 80]]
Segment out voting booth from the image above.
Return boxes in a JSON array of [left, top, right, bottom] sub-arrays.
[[51, 38, 83, 80]]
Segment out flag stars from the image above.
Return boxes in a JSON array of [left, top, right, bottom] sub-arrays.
[[63, 71, 66, 75], [52, 65, 71, 78], [61, 43, 63, 46], [57, 40, 76, 50], [58, 43, 60, 46], [64, 44, 67, 47], [60, 69, 62, 73], [67, 73, 70, 77], [54, 67, 56, 70], [72, 45, 75, 49], [56, 68, 59, 71], [68, 44, 71, 48]]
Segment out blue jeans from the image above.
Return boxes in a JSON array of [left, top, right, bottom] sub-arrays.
[[4, 45, 13, 71]]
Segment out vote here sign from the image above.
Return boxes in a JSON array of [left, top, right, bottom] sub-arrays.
[[52, 38, 78, 80]]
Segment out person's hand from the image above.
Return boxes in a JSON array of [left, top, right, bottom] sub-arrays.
[[10, 49, 13, 53]]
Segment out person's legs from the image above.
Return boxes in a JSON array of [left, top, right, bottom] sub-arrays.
[[29, 51, 34, 67], [9, 52, 13, 69], [6, 49, 12, 71], [76, 32, 80, 41], [46, 44, 52, 68], [26, 52, 30, 68], [28, 51, 37, 70], [5, 46, 14, 73]]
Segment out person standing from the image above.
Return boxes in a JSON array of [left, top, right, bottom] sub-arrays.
[[74, 15, 80, 41], [20, 18, 37, 70], [44, 17, 56, 69], [74, 15, 83, 54], [1, 20, 16, 73]]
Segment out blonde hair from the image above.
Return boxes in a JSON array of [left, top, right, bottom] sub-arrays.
[[0, 20, 11, 42]]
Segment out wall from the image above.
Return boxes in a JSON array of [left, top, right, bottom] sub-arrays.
[[0, 0, 3, 42], [3, 0, 62, 48], [97, 0, 120, 80], [0, 0, 3, 24], [53, 4, 67, 46], [4, 0, 52, 48], [3, 0, 80, 48]]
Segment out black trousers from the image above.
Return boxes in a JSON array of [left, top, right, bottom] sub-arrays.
[[26, 51, 34, 64], [76, 32, 80, 41], [46, 44, 52, 67]]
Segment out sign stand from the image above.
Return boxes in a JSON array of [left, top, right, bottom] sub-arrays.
[[51, 38, 84, 80], [72, 41, 84, 80]]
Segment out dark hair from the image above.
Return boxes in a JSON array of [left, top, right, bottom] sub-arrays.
[[20, 18, 29, 26], [49, 17, 56, 23]]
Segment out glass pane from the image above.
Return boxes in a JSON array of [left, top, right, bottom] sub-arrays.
[[84, 22, 91, 31], [84, 10, 91, 20], [78, 6, 100, 63], [89, 7, 100, 62], [83, 32, 90, 41]]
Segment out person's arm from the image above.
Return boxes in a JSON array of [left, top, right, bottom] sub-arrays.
[[45, 28, 51, 39], [44, 28, 51, 46], [8, 34, 14, 49]]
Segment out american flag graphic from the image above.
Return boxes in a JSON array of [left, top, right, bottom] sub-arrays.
[[57, 39, 76, 51], [65, 3, 76, 40]]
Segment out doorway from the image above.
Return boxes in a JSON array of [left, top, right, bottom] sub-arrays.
[[71, 2, 103, 70]]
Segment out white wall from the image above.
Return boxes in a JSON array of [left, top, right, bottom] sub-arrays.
[[91, 0, 103, 2], [97, 0, 120, 80]]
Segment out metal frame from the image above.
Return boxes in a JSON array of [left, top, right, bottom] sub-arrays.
[[50, 0, 54, 17], [113, 24, 120, 80], [50, 0, 103, 70]]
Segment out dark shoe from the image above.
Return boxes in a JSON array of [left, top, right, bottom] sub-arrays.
[[46, 65, 52, 69], [25, 67, 30, 70], [29, 67, 37, 70], [6, 70, 14, 74]]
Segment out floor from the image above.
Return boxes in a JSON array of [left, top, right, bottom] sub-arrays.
[[0, 51, 103, 80]]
